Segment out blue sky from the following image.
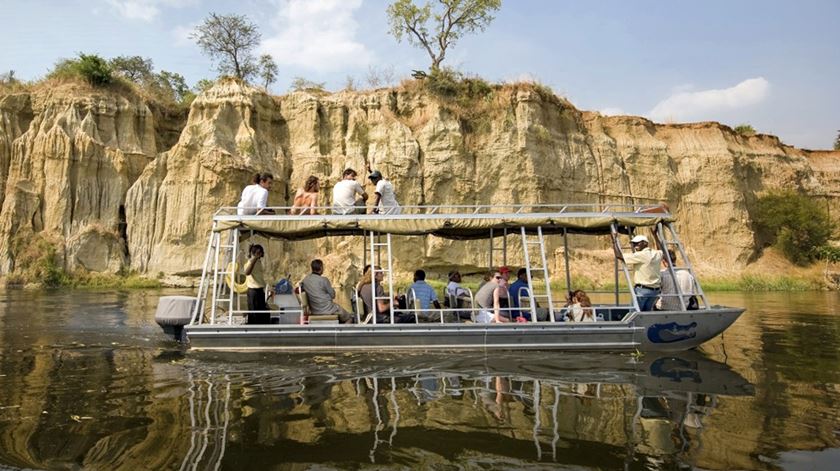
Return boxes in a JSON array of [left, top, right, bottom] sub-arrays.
[[3, 0, 838, 149]]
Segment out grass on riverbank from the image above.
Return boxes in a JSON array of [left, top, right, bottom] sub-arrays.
[[3, 271, 163, 290]]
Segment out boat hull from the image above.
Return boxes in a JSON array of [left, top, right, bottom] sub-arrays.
[[184, 307, 744, 352]]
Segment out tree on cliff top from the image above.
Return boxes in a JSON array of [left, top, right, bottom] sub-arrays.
[[834, 130, 840, 150], [258, 54, 278, 90], [387, 0, 501, 71], [192, 13, 261, 81]]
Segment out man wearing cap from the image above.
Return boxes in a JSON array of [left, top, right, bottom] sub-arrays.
[[612, 233, 663, 311], [368, 170, 401, 215]]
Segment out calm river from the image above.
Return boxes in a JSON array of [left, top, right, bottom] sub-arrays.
[[0, 290, 838, 470]]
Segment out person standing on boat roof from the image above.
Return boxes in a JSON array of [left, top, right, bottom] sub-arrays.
[[332, 168, 368, 215], [237, 173, 275, 215], [612, 233, 662, 311], [243, 244, 273, 324], [368, 170, 401, 215], [291, 175, 320, 215]]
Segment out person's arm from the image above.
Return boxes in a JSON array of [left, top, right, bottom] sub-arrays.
[[325, 278, 336, 299], [244, 256, 257, 276], [355, 182, 368, 201], [493, 287, 508, 323], [433, 300, 441, 309]]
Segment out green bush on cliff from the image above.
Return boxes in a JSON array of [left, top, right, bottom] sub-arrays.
[[734, 124, 756, 136], [834, 130, 840, 151], [50, 53, 113, 86], [754, 190, 834, 265]]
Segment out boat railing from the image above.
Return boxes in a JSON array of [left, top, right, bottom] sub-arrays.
[[214, 202, 669, 219]]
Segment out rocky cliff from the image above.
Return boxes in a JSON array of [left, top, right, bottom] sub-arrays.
[[0, 79, 837, 286]]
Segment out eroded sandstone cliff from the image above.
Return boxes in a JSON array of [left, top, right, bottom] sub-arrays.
[[0, 79, 836, 287]]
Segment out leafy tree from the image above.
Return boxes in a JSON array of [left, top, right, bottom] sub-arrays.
[[109, 55, 154, 82], [156, 71, 190, 103], [755, 190, 835, 265], [734, 124, 756, 136], [387, 0, 501, 70], [834, 130, 839, 151], [258, 54, 278, 90], [194, 79, 215, 93], [191, 13, 261, 81], [290, 77, 326, 93]]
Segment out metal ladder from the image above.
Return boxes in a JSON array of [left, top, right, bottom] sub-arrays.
[[519, 226, 556, 322], [368, 231, 395, 324], [193, 228, 241, 326], [656, 222, 709, 310]]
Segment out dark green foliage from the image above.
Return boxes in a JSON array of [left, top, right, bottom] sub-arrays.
[[50, 53, 113, 86], [423, 67, 491, 100], [754, 190, 835, 265], [734, 124, 756, 136], [109, 55, 154, 82], [258, 54, 279, 90], [834, 130, 840, 151]]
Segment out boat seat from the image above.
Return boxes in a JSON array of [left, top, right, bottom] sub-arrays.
[[298, 284, 339, 324]]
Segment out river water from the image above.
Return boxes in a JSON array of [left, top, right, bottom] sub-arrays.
[[0, 289, 838, 470]]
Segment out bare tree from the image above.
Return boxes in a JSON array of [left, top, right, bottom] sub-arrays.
[[258, 54, 278, 90], [387, 0, 501, 71], [191, 13, 261, 81]]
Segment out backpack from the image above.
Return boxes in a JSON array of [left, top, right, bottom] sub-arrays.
[[274, 278, 293, 295]]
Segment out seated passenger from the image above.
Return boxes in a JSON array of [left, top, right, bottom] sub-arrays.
[[508, 268, 533, 321], [237, 173, 275, 215], [300, 259, 352, 323], [332, 168, 368, 215], [368, 170, 401, 215], [446, 270, 469, 299], [408, 270, 442, 320], [657, 249, 698, 311], [474, 272, 510, 323], [566, 290, 595, 322], [291, 175, 320, 215], [358, 266, 412, 324]]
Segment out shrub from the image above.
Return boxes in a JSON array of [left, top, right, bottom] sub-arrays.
[[734, 124, 756, 136], [49, 53, 113, 86], [754, 190, 834, 265], [834, 130, 840, 151], [9, 233, 70, 287], [290, 77, 326, 93]]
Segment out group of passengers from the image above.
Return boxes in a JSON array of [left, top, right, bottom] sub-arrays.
[[236, 169, 400, 217]]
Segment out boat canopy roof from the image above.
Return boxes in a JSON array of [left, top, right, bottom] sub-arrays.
[[212, 204, 674, 241]]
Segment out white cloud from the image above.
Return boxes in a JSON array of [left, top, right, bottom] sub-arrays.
[[106, 0, 195, 22], [599, 107, 625, 116], [649, 77, 770, 122], [260, 0, 372, 71], [172, 23, 198, 47]]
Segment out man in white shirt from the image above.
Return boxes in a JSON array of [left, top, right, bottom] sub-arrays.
[[368, 170, 401, 215], [237, 173, 275, 215], [612, 233, 662, 311], [332, 168, 368, 215]]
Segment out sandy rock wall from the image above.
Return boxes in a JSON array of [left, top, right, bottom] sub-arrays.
[[0, 80, 836, 286], [0, 85, 162, 274]]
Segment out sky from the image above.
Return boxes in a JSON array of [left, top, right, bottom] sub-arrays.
[[2, 0, 838, 149]]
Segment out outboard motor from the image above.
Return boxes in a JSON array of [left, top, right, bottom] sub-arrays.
[[155, 296, 199, 342]]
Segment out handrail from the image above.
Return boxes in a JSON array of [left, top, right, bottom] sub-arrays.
[[216, 202, 668, 217]]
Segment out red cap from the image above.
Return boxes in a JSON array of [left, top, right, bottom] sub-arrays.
[[499, 266, 512, 274]]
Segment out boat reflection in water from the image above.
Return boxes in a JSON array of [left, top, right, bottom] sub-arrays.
[[174, 351, 753, 469]]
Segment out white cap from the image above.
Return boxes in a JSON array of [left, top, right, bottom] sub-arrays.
[[630, 234, 649, 244]]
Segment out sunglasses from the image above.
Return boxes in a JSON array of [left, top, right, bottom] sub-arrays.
[[494, 276, 502, 280]]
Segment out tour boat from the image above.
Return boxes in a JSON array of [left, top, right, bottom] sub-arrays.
[[154, 203, 744, 352]]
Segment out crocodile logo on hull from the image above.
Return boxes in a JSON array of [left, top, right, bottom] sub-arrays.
[[647, 322, 698, 343]]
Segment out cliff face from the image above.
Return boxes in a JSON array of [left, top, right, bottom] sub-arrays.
[[0, 80, 837, 284]]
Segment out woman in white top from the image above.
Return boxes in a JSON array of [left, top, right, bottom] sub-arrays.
[[566, 290, 595, 322], [368, 170, 401, 215]]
